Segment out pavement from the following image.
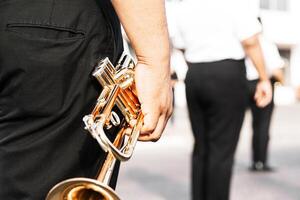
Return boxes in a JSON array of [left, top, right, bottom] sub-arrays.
[[116, 103, 300, 200]]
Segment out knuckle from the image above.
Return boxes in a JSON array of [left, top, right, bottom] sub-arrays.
[[143, 123, 156, 133], [168, 106, 174, 117], [161, 105, 169, 115], [158, 104, 165, 113]]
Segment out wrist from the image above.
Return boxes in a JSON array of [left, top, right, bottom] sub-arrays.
[[136, 56, 170, 76], [136, 51, 170, 66], [259, 75, 269, 82]]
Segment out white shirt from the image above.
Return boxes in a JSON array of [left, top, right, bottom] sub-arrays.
[[246, 35, 285, 80], [167, 0, 262, 63]]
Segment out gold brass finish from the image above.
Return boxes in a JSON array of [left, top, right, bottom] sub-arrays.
[[46, 53, 143, 200]]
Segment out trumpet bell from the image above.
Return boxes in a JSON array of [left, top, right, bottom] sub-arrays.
[[46, 178, 120, 200]]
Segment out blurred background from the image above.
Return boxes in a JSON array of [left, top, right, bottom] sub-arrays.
[[117, 0, 300, 199]]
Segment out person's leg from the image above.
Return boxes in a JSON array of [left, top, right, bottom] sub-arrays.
[[250, 79, 275, 170], [185, 66, 207, 200], [205, 100, 245, 200], [200, 60, 247, 200]]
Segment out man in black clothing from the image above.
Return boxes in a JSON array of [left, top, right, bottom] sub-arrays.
[[0, 0, 172, 199], [245, 19, 285, 172], [248, 77, 277, 171], [170, 1, 272, 199]]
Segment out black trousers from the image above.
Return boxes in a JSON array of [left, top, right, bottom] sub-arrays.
[[185, 59, 247, 200], [0, 0, 123, 199], [247, 78, 275, 164]]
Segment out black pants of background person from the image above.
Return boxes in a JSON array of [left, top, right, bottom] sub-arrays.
[[185, 59, 247, 200], [0, 0, 123, 199], [248, 78, 275, 168]]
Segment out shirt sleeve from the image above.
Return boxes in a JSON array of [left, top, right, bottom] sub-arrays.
[[233, 2, 262, 41], [260, 36, 285, 70], [166, 2, 185, 49]]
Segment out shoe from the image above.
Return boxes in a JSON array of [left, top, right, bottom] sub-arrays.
[[249, 161, 275, 172]]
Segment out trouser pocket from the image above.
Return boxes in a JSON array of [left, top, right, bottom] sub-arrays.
[[1, 21, 86, 116]]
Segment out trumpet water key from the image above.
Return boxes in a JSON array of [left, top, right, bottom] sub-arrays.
[[46, 53, 143, 200]]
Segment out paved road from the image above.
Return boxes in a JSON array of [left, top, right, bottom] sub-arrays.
[[116, 103, 300, 200]]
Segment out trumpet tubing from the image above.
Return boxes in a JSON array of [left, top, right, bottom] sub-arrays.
[[46, 53, 142, 200]]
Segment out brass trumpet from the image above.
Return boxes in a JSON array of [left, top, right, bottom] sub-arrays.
[[46, 53, 143, 200]]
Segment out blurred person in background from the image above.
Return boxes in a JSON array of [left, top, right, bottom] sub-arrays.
[[168, 0, 272, 199], [246, 17, 285, 172]]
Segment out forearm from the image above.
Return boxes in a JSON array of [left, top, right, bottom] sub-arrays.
[[242, 34, 268, 81], [111, 0, 172, 140], [243, 34, 273, 107], [111, 0, 170, 67]]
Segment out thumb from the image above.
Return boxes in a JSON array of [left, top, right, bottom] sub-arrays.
[[254, 88, 260, 101]]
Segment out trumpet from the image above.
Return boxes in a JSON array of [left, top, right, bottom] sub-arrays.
[[46, 53, 143, 200]]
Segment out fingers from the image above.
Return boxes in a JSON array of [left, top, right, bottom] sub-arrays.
[[140, 104, 160, 135], [139, 114, 166, 142], [255, 95, 268, 107], [254, 89, 264, 107], [256, 96, 270, 107], [254, 90, 267, 107], [138, 89, 173, 142]]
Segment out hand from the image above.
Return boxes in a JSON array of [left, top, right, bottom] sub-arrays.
[[254, 79, 273, 108], [134, 61, 173, 142]]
